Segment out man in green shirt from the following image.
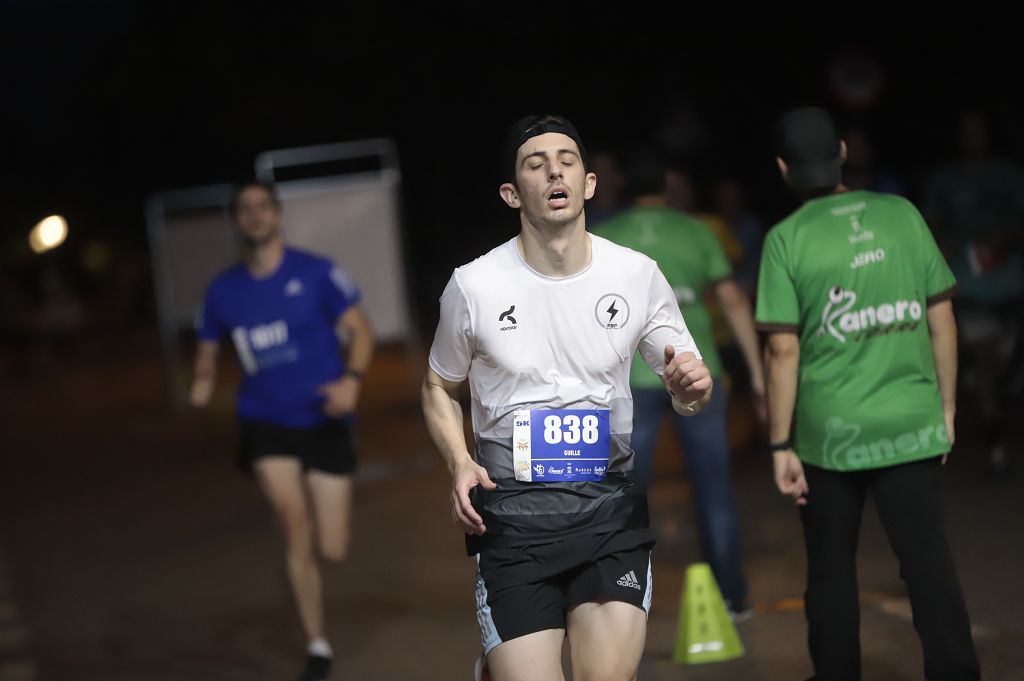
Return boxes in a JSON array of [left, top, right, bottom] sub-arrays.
[[757, 107, 979, 681], [597, 147, 765, 617]]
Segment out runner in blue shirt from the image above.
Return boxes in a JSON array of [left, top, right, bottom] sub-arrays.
[[190, 182, 375, 681]]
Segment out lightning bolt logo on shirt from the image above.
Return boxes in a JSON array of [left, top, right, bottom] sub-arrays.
[[595, 293, 630, 329]]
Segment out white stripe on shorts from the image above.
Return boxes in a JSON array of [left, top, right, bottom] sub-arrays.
[[475, 555, 503, 654], [642, 553, 653, 613]]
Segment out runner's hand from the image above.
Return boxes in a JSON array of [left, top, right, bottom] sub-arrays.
[[318, 376, 360, 417], [451, 458, 497, 536], [663, 346, 712, 408], [189, 378, 215, 408]]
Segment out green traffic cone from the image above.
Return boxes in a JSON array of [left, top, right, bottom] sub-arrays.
[[673, 563, 745, 665]]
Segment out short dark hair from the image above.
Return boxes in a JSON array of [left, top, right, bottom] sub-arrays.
[[503, 114, 589, 184], [230, 181, 281, 216]]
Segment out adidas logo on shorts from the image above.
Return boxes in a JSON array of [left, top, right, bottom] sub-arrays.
[[616, 570, 642, 591]]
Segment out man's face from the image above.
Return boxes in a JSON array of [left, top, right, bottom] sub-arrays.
[[503, 132, 596, 227], [234, 186, 281, 245]]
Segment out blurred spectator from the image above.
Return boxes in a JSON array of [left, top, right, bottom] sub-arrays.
[[585, 147, 627, 227], [712, 177, 765, 298], [597, 146, 765, 619], [842, 127, 907, 196], [666, 164, 745, 371], [665, 162, 699, 215], [924, 111, 1024, 476]]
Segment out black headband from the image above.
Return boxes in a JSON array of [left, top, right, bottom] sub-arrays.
[[503, 114, 589, 183]]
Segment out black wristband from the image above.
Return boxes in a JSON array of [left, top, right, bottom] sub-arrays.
[[769, 439, 793, 452]]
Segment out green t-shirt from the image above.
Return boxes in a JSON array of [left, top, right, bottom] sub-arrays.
[[596, 206, 731, 386], [755, 191, 957, 471]]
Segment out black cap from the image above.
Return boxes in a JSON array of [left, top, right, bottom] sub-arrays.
[[775, 107, 842, 192], [504, 114, 589, 183]]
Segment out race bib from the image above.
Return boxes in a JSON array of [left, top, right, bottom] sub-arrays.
[[512, 409, 610, 482]]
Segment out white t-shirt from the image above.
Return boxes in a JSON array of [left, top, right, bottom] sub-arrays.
[[429, 234, 701, 547]]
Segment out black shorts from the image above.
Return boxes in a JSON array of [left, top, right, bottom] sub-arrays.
[[474, 529, 655, 653], [237, 419, 357, 476]]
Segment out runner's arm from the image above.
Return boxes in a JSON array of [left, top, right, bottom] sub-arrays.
[[421, 367, 473, 471], [189, 340, 219, 407], [339, 304, 375, 378], [319, 305, 376, 417], [422, 367, 495, 535]]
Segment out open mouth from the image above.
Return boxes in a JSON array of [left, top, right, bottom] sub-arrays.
[[547, 189, 569, 208]]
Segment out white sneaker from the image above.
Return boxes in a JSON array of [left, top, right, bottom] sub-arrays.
[[725, 599, 755, 623], [728, 605, 755, 623]]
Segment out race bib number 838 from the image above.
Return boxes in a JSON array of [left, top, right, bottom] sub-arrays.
[[512, 409, 610, 482]]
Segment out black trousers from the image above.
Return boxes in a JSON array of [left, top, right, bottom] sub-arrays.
[[800, 457, 980, 681]]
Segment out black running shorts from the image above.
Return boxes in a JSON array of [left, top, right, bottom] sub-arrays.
[[237, 419, 357, 475], [474, 529, 655, 653]]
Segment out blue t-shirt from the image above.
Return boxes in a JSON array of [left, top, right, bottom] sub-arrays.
[[197, 248, 361, 428]]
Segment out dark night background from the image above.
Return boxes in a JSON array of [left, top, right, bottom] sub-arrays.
[[2, 7, 1024, 680], [3, 8, 1022, 333]]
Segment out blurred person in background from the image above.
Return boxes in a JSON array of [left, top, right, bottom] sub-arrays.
[[584, 146, 627, 227], [597, 145, 764, 619], [712, 177, 765, 301], [842, 127, 907, 196], [709, 176, 768, 452], [924, 111, 1024, 477], [666, 165, 765, 449], [189, 182, 375, 681]]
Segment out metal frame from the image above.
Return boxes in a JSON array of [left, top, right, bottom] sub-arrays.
[[254, 138, 416, 344], [146, 183, 237, 405]]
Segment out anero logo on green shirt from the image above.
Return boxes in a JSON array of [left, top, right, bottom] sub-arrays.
[[816, 285, 924, 343], [823, 415, 949, 469], [755, 191, 958, 472]]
